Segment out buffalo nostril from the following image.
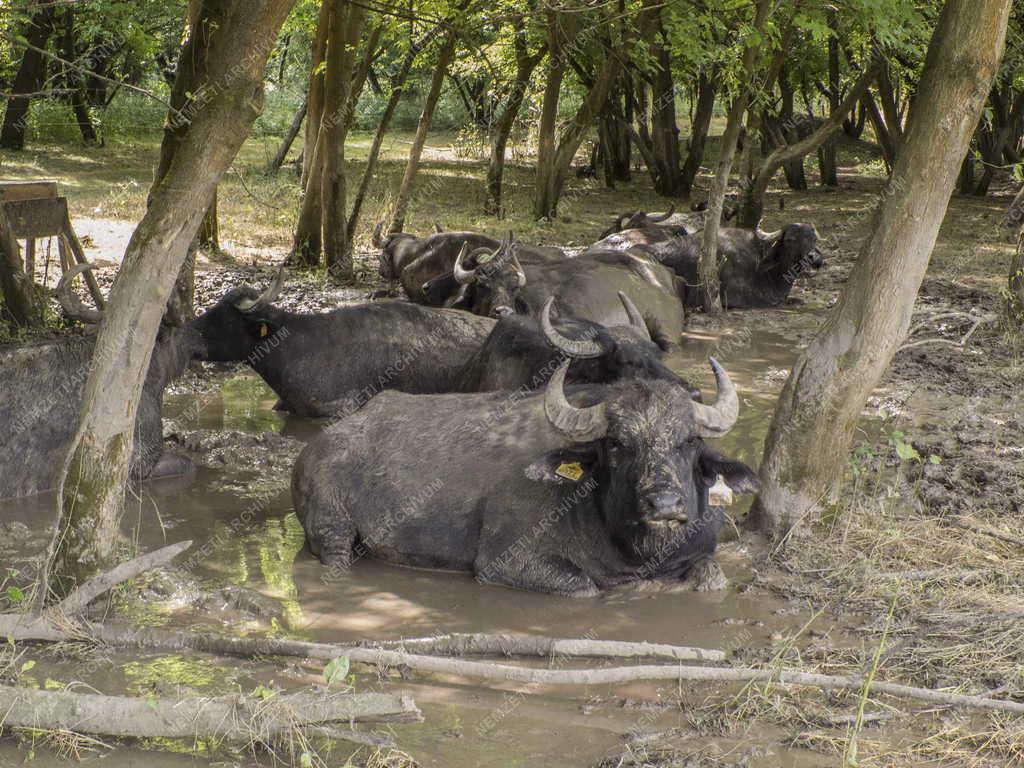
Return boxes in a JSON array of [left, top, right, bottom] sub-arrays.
[[642, 491, 685, 519]]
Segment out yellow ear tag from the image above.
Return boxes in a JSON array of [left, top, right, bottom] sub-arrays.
[[709, 475, 734, 507], [259, 323, 269, 338], [556, 462, 584, 482]]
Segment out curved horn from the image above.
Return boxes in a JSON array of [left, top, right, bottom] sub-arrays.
[[691, 357, 739, 438], [56, 264, 103, 324], [616, 292, 650, 340], [433, 222, 444, 234], [511, 253, 527, 287], [235, 267, 286, 313], [540, 297, 603, 359], [755, 219, 782, 243], [544, 359, 608, 442], [372, 221, 386, 248], [648, 204, 676, 223], [452, 243, 478, 285]]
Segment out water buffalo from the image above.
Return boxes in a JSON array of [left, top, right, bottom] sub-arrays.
[[638, 222, 824, 309], [374, 222, 500, 304], [291, 357, 757, 595], [597, 206, 706, 240], [0, 266, 198, 500], [454, 293, 700, 401], [191, 270, 496, 417], [585, 224, 692, 254], [435, 237, 686, 341]]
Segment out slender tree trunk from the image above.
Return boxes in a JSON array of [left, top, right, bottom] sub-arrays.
[[197, 192, 219, 251], [0, 207, 41, 327], [347, 35, 421, 240], [0, 7, 57, 150], [266, 96, 307, 174], [389, 31, 457, 233], [321, 0, 368, 278], [302, 0, 332, 188], [46, 0, 295, 596], [681, 69, 716, 196], [751, 0, 1011, 539], [862, 88, 898, 170], [649, 30, 682, 195], [737, 61, 880, 228], [60, 10, 99, 145], [699, 0, 772, 313], [1008, 231, 1024, 328], [485, 31, 545, 216]]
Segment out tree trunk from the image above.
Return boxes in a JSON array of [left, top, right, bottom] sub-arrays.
[[751, 0, 1011, 539], [649, 31, 682, 195], [266, 96, 307, 174], [862, 88, 898, 170], [738, 61, 880, 228], [197, 192, 219, 251], [700, 0, 773, 313], [321, 0, 368, 279], [389, 31, 457, 233], [0, 7, 57, 150], [1008, 231, 1024, 328], [485, 29, 546, 216], [818, 15, 841, 186], [60, 10, 99, 145], [0, 207, 42, 327], [45, 0, 295, 596], [346, 34, 420, 240], [301, 0, 332, 189], [681, 69, 716, 196]]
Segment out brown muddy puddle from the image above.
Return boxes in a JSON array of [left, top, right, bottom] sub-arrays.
[[1, 322, 852, 768]]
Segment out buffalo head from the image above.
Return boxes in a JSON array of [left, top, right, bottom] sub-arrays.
[[190, 268, 286, 362], [598, 206, 677, 240], [532, 357, 756, 560], [755, 222, 824, 275], [446, 232, 528, 318]]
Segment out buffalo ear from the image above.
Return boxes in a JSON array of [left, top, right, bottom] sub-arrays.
[[525, 445, 599, 485], [699, 449, 759, 494]]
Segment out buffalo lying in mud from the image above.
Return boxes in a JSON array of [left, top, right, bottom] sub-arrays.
[[191, 269, 496, 417], [292, 357, 757, 595], [0, 266, 198, 500], [586, 223, 692, 253], [430, 236, 686, 341], [597, 206, 706, 240], [455, 294, 701, 401], [636, 222, 825, 309], [374, 223, 564, 304], [374, 222, 500, 304]]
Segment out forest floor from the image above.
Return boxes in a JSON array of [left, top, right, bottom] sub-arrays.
[[1, 131, 1023, 767]]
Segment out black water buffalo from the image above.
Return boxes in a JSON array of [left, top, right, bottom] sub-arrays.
[[585, 224, 692, 254], [597, 206, 707, 240], [191, 270, 496, 417], [434, 237, 686, 341], [374, 222, 500, 304], [292, 357, 757, 595], [454, 294, 700, 401], [638, 223, 824, 309], [0, 266, 198, 500]]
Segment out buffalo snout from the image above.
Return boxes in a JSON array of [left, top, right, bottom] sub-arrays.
[[640, 489, 689, 523]]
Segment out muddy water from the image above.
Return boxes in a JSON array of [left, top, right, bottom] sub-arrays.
[[1, 325, 830, 768]]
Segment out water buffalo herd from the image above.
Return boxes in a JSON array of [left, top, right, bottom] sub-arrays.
[[1, 212, 824, 595]]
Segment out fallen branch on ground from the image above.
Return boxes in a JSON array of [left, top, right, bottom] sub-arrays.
[[945, 517, 1024, 549], [2, 617, 1022, 715], [0, 685, 420, 744], [361, 633, 725, 662], [49, 540, 193, 617], [899, 310, 994, 352]]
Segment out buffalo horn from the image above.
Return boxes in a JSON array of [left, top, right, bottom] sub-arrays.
[[540, 297, 603, 359], [236, 267, 286, 313], [544, 359, 608, 442], [617, 292, 650, 340], [452, 243, 477, 285], [755, 219, 782, 243], [56, 264, 103, 324], [649, 204, 676, 223], [692, 357, 739, 438]]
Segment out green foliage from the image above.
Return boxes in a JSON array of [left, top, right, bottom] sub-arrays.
[[323, 656, 350, 686]]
